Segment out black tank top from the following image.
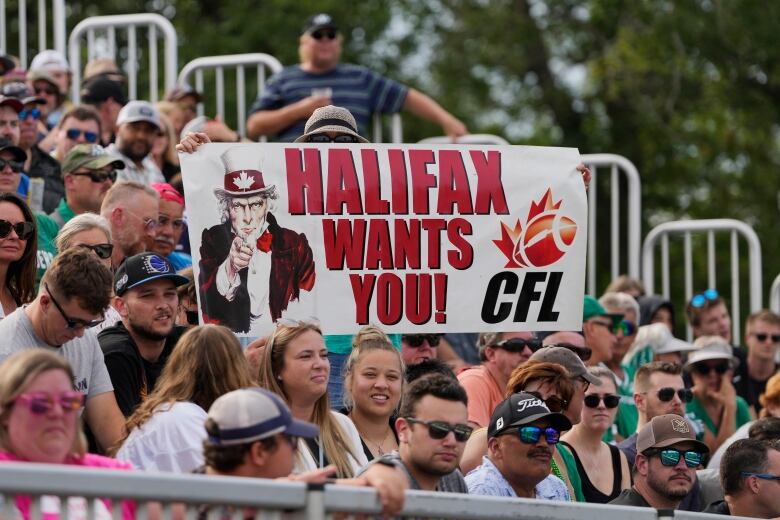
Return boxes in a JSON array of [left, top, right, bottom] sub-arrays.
[[559, 441, 623, 503]]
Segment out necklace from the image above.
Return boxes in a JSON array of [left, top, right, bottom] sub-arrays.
[[361, 426, 394, 456]]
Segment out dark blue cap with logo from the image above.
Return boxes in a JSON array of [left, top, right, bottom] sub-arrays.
[[114, 252, 188, 296]]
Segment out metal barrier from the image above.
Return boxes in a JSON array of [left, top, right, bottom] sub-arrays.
[[68, 13, 178, 104], [770, 273, 780, 314], [372, 112, 403, 143], [642, 219, 762, 342], [0, 462, 734, 520], [418, 134, 510, 145], [0, 0, 66, 68], [178, 53, 283, 139]]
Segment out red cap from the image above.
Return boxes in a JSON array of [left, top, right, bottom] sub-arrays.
[[151, 182, 184, 206]]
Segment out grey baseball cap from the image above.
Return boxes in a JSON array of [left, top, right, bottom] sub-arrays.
[[529, 346, 603, 385], [116, 100, 161, 129]]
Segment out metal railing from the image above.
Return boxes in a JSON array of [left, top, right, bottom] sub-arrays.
[[178, 53, 283, 139], [0, 463, 736, 520], [418, 134, 510, 145], [373, 112, 403, 143], [770, 273, 780, 314], [0, 0, 66, 69], [642, 219, 762, 342], [68, 13, 178, 103]]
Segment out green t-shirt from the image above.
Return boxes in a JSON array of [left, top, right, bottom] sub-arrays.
[[686, 395, 752, 436], [556, 442, 585, 502], [35, 212, 58, 288]]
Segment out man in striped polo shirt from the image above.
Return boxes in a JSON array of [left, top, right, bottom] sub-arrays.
[[247, 13, 468, 142]]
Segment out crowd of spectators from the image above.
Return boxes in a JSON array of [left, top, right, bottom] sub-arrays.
[[0, 10, 777, 520]]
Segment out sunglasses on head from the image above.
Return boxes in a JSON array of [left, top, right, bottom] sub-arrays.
[[691, 289, 719, 308], [14, 390, 85, 414], [0, 158, 24, 173], [18, 108, 41, 121], [45, 282, 104, 329], [547, 342, 592, 362], [496, 337, 541, 354], [79, 243, 113, 260], [405, 418, 473, 442], [306, 134, 360, 143], [65, 128, 99, 143], [513, 425, 561, 445], [0, 219, 34, 240], [693, 361, 730, 375], [525, 391, 568, 413], [583, 393, 620, 409], [752, 332, 780, 344], [656, 387, 694, 403], [643, 448, 704, 468], [402, 334, 442, 348], [311, 29, 338, 40], [70, 169, 117, 183]]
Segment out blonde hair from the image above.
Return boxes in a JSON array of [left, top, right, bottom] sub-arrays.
[[760, 372, 780, 418], [115, 325, 255, 454], [55, 212, 111, 253], [257, 321, 359, 477], [0, 350, 86, 458], [342, 325, 404, 410]]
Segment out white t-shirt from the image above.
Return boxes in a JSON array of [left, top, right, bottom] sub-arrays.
[[293, 411, 368, 476], [116, 401, 208, 473], [0, 306, 113, 398]]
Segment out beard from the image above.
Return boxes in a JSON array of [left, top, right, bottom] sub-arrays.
[[128, 317, 171, 341], [647, 470, 693, 500], [121, 139, 152, 162]]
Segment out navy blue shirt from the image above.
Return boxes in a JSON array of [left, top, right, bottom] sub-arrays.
[[249, 64, 408, 141]]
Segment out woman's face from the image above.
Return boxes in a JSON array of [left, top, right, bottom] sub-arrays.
[[67, 227, 112, 268], [279, 329, 330, 406], [152, 127, 169, 159], [523, 378, 580, 425], [350, 349, 402, 418], [5, 369, 79, 463], [0, 201, 29, 265], [581, 375, 619, 433]]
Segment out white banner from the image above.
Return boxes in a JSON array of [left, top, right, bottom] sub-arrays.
[[180, 143, 587, 336]]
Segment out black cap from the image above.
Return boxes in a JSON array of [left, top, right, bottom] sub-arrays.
[[0, 55, 15, 76], [80, 76, 128, 106], [303, 13, 338, 35], [488, 392, 572, 439], [0, 82, 45, 106], [0, 95, 23, 113], [114, 253, 189, 296], [0, 138, 26, 162]]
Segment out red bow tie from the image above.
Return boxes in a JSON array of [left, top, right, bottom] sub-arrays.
[[256, 230, 273, 252]]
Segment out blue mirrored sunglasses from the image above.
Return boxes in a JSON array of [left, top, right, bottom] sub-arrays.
[[691, 289, 719, 308]]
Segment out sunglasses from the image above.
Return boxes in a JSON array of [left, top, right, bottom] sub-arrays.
[[79, 243, 113, 260], [644, 448, 704, 468], [124, 209, 159, 232], [65, 128, 99, 143], [616, 319, 637, 336], [405, 418, 473, 442], [311, 29, 338, 40], [583, 394, 620, 409], [0, 158, 24, 173], [752, 332, 780, 344], [742, 472, 780, 481], [34, 85, 58, 96], [45, 282, 104, 329], [18, 108, 41, 121], [692, 362, 730, 375], [0, 219, 34, 240], [158, 214, 185, 230], [691, 289, 719, 308], [514, 425, 561, 445], [402, 334, 442, 348], [495, 338, 542, 354], [70, 169, 117, 183], [548, 342, 592, 362], [306, 134, 360, 143], [655, 387, 694, 403], [185, 310, 199, 325], [524, 391, 568, 413], [590, 320, 619, 335], [14, 390, 85, 414]]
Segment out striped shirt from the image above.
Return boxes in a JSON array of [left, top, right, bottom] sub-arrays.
[[249, 64, 408, 141]]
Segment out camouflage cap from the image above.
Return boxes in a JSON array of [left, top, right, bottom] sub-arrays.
[[62, 144, 125, 174]]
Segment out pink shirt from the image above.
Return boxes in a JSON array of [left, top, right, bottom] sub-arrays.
[[0, 451, 136, 520], [457, 365, 504, 428]]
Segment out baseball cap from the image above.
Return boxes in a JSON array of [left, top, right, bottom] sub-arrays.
[[303, 13, 338, 35], [80, 76, 128, 105], [0, 138, 26, 162], [488, 391, 572, 438], [583, 295, 623, 326], [636, 414, 709, 454], [27, 69, 60, 90], [529, 346, 603, 385], [114, 253, 188, 296], [207, 387, 319, 446], [0, 95, 23, 113], [656, 336, 697, 356], [62, 144, 125, 174], [0, 82, 45, 106], [165, 85, 202, 103], [151, 182, 185, 206], [116, 100, 161, 129], [30, 50, 70, 72], [684, 336, 738, 370]]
